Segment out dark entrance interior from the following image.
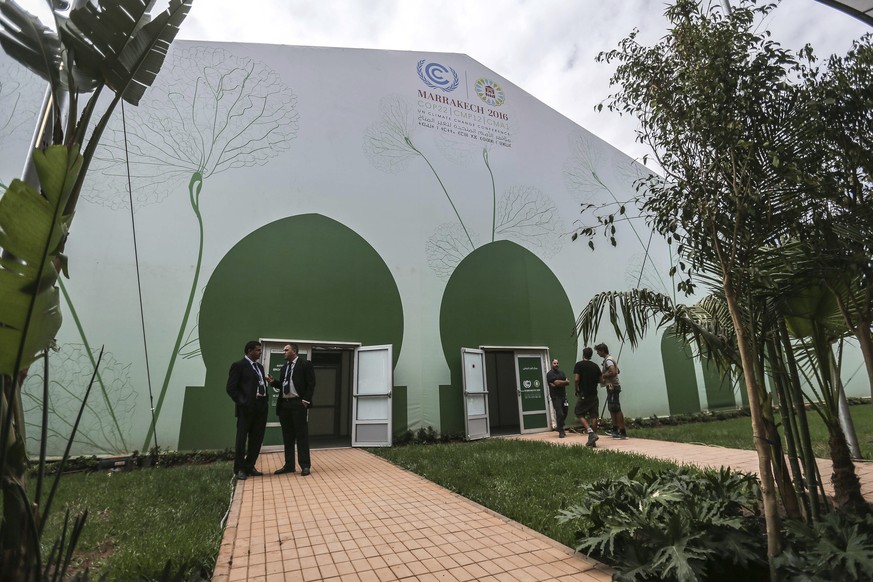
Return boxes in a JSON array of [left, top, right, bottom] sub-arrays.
[[309, 348, 353, 448], [485, 350, 520, 435]]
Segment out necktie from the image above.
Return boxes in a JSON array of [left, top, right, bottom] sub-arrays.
[[284, 363, 295, 396]]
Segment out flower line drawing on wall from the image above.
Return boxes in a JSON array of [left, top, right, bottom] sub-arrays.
[[563, 132, 670, 295], [21, 345, 137, 455], [0, 61, 42, 188], [495, 186, 562, 256], [363, 95, 476, 249], [364, 95, 563, 279], [87, 46, 299, 450]]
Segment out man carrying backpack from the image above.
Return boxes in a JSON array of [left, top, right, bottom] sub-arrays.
[[595, 343, 627, 439]]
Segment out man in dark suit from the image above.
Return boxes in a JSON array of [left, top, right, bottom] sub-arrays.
[[226, 340, 269, 480], [267, 343, 316, 476]]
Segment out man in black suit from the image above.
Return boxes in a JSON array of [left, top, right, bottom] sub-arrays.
[[226, 340, 269, 480], [267, 343, 316, 476]]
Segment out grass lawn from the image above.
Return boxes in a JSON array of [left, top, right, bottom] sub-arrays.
[[627, 404, 873, 459], [34, 461, 233, 581], [370, 438, 680, 548]]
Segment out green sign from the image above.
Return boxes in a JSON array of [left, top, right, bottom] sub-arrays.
[[267, 351, 286, 424], [517, 356, 546, 413]]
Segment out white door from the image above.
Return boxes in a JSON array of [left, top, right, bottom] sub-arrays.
[[351, 344, 393, 447], [462, 348, 490, 440], [515, 352, 550, 433]]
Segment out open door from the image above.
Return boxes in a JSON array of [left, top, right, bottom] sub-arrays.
[[515, 352, 550, 433], [462, 348, 490, 440], [351, 344, 393, 447]]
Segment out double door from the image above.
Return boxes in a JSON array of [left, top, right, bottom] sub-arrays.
[[461, 348, 551, 440], [261, 340, 393, 447]]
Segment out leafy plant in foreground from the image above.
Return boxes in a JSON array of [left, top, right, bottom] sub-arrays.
[[557, 466, 766, 581], [776, 510, 873, 581]]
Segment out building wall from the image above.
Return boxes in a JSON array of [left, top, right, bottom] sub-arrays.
[[1, 41, 865, 456]]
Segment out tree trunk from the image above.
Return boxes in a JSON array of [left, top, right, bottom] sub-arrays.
[[765, 339, 806, 520], [827, 421, 870, 515], [778, 319, 826, 519], [723, 287, 783, 577]]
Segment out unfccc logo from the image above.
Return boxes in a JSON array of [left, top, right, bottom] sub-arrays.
[[474, 78, 505, 106], [417, 59, 459, 92]]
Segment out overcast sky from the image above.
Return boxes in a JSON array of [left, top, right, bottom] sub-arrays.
[[16, 0, 872, 162]]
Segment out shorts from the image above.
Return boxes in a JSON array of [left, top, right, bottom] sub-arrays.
[[574, 394, 599, 418], [606, 385, 622, 413]]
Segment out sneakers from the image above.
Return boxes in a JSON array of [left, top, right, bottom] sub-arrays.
[[559, 431, 566, 438], [606, 429, 629, 439], [585, 431, 599, 447], [617, 432, 628, 440]]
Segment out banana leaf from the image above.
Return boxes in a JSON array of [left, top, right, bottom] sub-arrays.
[[0, 145, 81, 376]]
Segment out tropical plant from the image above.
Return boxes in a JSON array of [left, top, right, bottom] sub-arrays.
[[557, 466, 767, 581], [574, 1, 871, 573], [795, 34, 873, 404], [0, 0, 192, 577], [775, 509, 873, 581]]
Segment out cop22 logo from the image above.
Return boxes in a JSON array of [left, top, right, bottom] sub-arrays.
[[474, 78, 505, 106], [417, 60, 459, 93]]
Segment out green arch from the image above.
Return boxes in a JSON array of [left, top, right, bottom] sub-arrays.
[[438, 241, 576, 434], [178, 213, 404, 449]]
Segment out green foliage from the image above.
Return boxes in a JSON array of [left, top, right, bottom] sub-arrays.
[[392, 425, 463, 446], [558, 466, 766, 581], [776, 511, 873, 581], [33, 448, 235, 476], [0, 145, 79, 376], [0, 2, 193, 577]]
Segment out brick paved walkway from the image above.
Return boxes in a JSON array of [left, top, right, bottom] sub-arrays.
[[211, 448, 610, 582], [212, 433, 873, 581]]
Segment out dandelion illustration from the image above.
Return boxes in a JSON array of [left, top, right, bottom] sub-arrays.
[[89, 46, 299, 450], [0, 60, 42, 184], [365, 95, 474, 248], [563, 133, 617, 203], [21, 344, 137, 456], [565, 132, 669, 293], [425, 223, 479, 279], [0, 60, 41, 136], [365, 95, 562, 279], [495, 186, 562, 257]]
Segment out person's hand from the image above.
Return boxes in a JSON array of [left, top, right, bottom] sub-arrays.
[[302, 400, 310, 408], [266, 374, 274, 383]]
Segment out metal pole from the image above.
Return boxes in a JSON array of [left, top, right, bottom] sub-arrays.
[[17, 0, 87, 187]]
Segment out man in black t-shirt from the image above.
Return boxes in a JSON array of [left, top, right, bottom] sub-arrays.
[[573, 347, 602, 447], [546, 358, 570, 438]]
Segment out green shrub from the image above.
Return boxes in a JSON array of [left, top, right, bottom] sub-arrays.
[[776, 510, 873, 581], [557, 466, 767, 581], [392, 426, 463, 446]]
